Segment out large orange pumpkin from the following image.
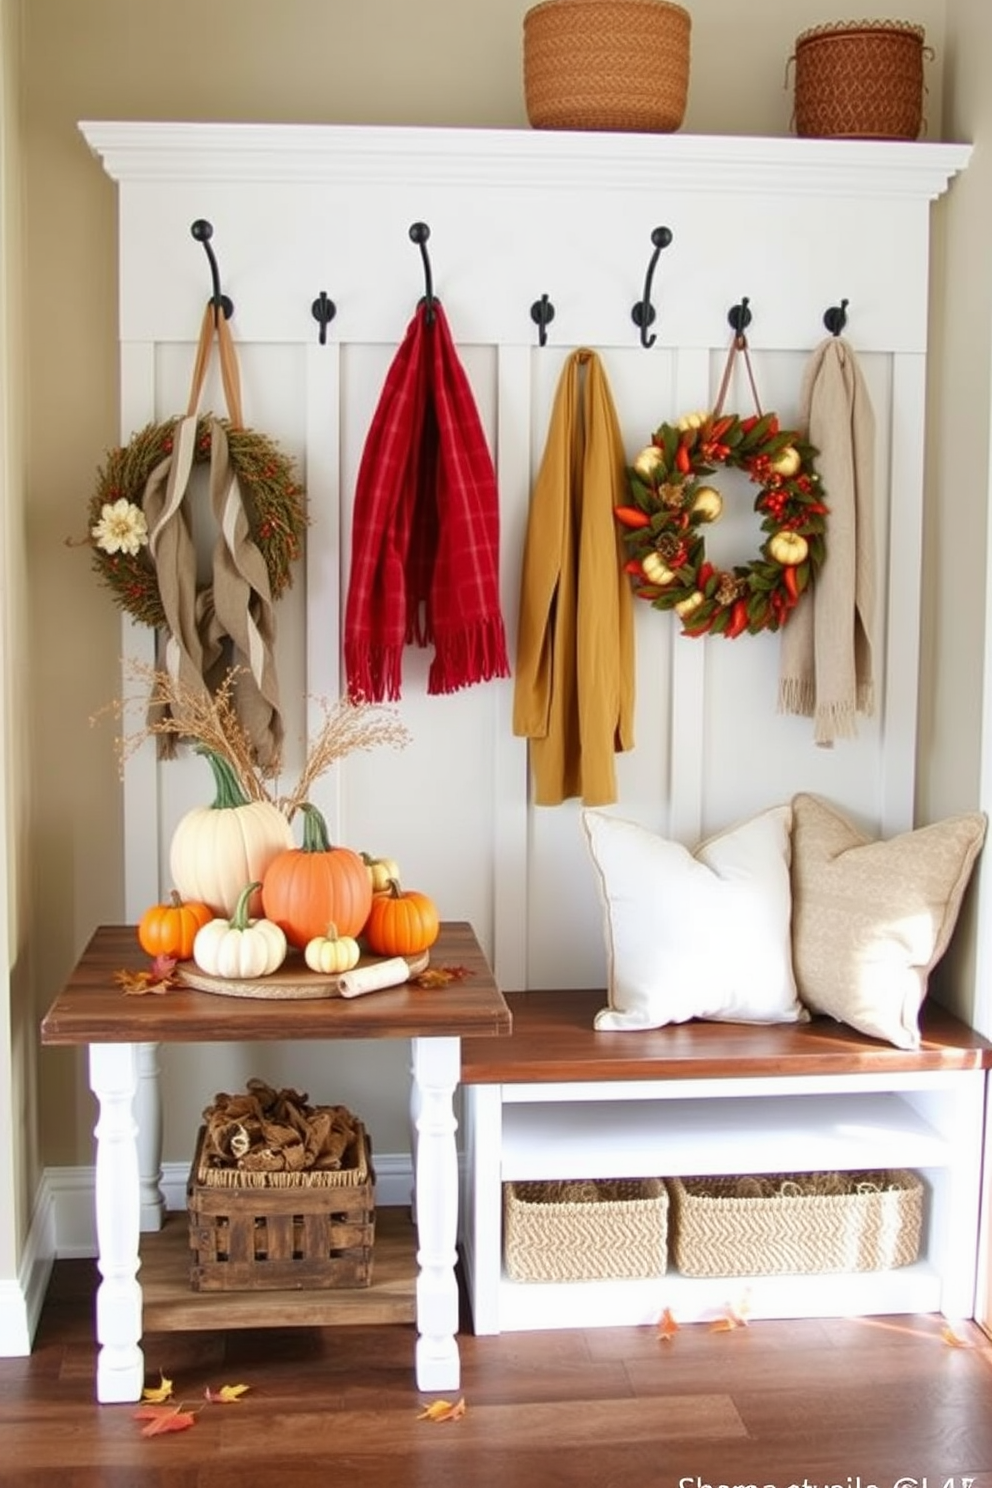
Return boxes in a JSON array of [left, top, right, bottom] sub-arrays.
[[260, 802, 372, 948], [137, 890, 213, 960], [364, 879, 440, 958]]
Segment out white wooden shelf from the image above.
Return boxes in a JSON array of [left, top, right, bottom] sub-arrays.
[[499, 1093, 949, 1180]]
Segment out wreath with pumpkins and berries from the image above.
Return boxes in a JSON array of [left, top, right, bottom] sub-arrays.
[[616, 409, 828, 638]]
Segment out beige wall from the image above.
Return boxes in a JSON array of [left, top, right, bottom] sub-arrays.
[[0, 0, 33, 1281], [9, 0, 963, 1263], [919, 0, 992, 1026]]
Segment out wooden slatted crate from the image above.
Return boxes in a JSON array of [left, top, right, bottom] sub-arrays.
[[187, 1121, 375, 1292]]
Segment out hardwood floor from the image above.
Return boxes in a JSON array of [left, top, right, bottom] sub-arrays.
[[4, 1230, 992, 1487]]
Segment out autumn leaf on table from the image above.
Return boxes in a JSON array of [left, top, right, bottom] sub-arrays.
[[141, 1372, 174, 1403], [413, 966, 470, 990], [417, 1397, 466, 1422], [205, 1383, 251, 1403], [116, 956, 180, 996], [656, 1306, 680, 1342], [133, 1404, 197, 1436]]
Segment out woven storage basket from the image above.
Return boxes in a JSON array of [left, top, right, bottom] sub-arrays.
[[504, 1177, 669, 1282], [187, 1119, 375, 1292], [792, 20, 929, 140], [523, 0, 691, 133], [668, 1170, 924, 1278]]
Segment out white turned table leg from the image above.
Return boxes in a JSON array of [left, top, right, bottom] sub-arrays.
[[410, 1035, 461, 1392], [408, 1057, 422, 1225], [135, 1042, 165, 1231], [89, 1042, 144, 1404]]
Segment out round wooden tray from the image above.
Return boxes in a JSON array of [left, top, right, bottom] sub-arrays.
[[178, 948, 429, 1001]]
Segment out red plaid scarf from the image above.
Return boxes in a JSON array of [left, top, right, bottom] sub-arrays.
[[344, 301, 510, 702]]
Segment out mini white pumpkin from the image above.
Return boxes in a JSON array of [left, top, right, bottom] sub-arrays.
[[193, 881, 288, 979]]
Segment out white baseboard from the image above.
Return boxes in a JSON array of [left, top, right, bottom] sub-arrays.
[[42, 1152, 416, 1258], [0, 1176, 56, 1356], [0, 1153, 415, 1358]]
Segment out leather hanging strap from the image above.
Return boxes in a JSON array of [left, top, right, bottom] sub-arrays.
[[713, 333, 764, 420], [186, 302, 244, 428]]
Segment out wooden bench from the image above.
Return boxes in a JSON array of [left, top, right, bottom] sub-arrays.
[[459, 991, 992, 1335]]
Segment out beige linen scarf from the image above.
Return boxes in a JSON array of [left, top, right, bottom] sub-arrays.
[[143, 304, 284, 765], [778, 336, 877, 746]]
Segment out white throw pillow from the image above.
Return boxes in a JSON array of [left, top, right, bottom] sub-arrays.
[[790, 792, 987, 1049], [582, 805, 806, 1032]]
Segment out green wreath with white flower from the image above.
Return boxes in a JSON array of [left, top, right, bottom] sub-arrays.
[[88, 417, 306, 630], [615, 408, 828, 638]]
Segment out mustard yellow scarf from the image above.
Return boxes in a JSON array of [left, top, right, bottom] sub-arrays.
[[513, 350, 635, 805]]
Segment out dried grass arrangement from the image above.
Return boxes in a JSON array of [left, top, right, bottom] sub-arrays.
[[94, 659, 411, 819]]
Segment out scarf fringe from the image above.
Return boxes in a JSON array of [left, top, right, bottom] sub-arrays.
[[813, 701, 858, 747], [428, 618, 511, 696], [777, 676, 816, 718], [778, 679, 875, 728], [343, 642, 404, 703]]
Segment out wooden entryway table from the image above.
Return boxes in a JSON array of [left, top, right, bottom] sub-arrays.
[[41, 921, 510, 1403]]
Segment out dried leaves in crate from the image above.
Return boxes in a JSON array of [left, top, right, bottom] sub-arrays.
[[201, 1078, 360, 1175]]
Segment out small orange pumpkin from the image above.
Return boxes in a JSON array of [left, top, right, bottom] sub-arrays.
[[364, 878, 440, 958], [137, 890, 213, 960], [260, 802, 373, 948]]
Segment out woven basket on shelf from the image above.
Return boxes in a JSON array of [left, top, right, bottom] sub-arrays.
[[503, 1177, 669, 1282], [668, 1170, 924, 1278], [523, 0, 691, 133], [791, 20, 930, 140]]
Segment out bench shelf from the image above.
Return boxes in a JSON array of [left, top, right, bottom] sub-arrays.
[[460, 991, 992, 1335]]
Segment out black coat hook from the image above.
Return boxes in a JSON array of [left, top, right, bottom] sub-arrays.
[[530, 294, 556, 347], [824, 298, 849, 336], [728, 297, 752, 338], [190, 219, 233, 323], [409, 221, 436, 324], [631, 226, 673, 349], [311, 290, 337, 345]]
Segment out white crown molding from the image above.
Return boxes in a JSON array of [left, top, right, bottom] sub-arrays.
[[78, 121, 972, 202]]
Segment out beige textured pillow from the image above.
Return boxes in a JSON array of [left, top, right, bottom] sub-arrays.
[[790, 793, 987, 1049]]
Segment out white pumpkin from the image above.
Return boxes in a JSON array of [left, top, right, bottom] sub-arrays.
[[170, 749, 294, 916], [193, 882, 288, 978]]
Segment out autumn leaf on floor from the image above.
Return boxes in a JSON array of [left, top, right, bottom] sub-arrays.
[[657, 1307, 680, 1342], [941, 1324, 972, 1348], [116, 956, 180, 996], [710, 1302, 751, 1332], [141, 1372, 174, 1403], [417, 1397, 466, 1422], [710, 1291, 752, 1331], [413, 966, 470, 990], [205, 1383, 251, 1402], [133, 1404, 197, 1436]]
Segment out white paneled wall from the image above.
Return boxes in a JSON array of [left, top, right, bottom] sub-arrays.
[[83, 122, 969, 1154]]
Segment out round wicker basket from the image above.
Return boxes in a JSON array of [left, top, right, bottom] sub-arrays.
[[792, 20, 929, 140], [523, 0, 691, 133]]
